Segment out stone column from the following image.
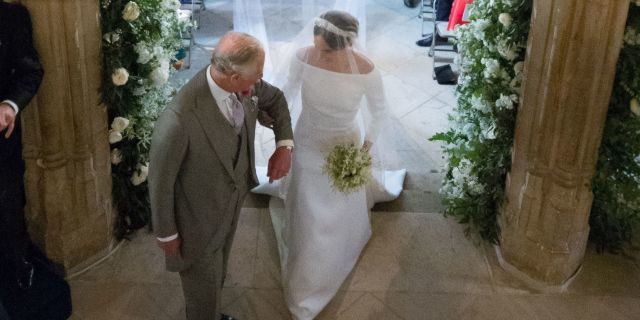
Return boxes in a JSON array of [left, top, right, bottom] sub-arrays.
[[20, 0, 114, 272], [499, 0, 630, 286]]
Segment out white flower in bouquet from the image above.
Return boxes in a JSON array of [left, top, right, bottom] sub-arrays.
[[111, 116, 130, 132], [112, 68, 129, 86], [498, 13, 513, 28], [111, 148, 123, 165], [130, 163, 149, 186], [323, 143, 373, 194], [109, 129, 123, 144], [150, 59, 170, 86], [122, 2, 141, 22], [631, 98, 640, 117]]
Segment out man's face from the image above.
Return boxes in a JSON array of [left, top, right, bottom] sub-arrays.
[[231, 52, 264, 95]]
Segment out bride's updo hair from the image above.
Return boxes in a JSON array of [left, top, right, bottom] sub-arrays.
[[314, 10, 359, 50]]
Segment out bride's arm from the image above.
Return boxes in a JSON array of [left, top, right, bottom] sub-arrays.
[[363, 69, 390, 146]]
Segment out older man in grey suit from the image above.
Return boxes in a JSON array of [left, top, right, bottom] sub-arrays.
[[149, 32, 293, 320]]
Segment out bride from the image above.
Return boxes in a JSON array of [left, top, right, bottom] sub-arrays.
[[253, 10, 405, 320]]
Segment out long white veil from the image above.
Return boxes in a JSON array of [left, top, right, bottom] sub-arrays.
[[234, 0, 404, 206]]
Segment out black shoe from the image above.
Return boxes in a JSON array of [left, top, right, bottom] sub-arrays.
[[416, 35, 433, 47], [221, 314, 237, 320], [434, 64, 458, 85], [416, 34, 449, 47]]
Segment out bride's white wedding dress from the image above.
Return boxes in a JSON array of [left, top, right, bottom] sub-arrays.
[[253, 54, 405, 320]]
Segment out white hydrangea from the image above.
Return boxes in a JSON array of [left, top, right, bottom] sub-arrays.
[[150, 59, 170, 86], [470, 95, 491, 113], [481, 58, 501, 79], [135, 42, 154, 64], [495, 93, 519, 110]]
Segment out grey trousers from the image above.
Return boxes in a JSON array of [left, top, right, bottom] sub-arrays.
[[179, 215, 239, 320]]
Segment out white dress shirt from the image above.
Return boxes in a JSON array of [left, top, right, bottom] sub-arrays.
[[1, 100, 19, 114]]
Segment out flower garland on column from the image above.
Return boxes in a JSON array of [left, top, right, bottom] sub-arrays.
[[591, 2, 640, 252], [431, 0, 532, 243], [100, 0, 185, 239]]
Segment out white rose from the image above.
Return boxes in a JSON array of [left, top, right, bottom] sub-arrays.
[[109, 130, 123, 144], [631, 98, 640, 117], [111, 148, 123, 165], [111, 117, 130, 132], [112, 68, 129, 86], [122, 2, 141, 22], [149, 60, 170, 86], [498, 13, 513, 28], [130, 164, 149, 186]]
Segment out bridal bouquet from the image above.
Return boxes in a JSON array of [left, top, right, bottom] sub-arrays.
[[323, 143, 373, 194]]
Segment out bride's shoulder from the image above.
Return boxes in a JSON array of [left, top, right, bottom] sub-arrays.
[[353, 51, 375, 74]]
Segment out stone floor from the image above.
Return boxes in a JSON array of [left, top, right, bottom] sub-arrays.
[[67, 0, 640, 319]]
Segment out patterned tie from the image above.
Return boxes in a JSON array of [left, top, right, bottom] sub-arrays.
[[230, 93, 245, 134]]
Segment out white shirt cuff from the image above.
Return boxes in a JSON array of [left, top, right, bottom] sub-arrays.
[[1, 100, 19, 115], [157, 233, 179, 242], [276, 139, 294, 149]]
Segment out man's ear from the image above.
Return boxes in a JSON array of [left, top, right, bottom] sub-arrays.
[[230, 73, 240, 81]]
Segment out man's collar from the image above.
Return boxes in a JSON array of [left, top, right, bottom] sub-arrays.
[[206, 65, 234, 102]]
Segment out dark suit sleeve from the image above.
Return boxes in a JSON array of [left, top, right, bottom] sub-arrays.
[[254, 79, 293, 142], [5, 5, 44, 110]]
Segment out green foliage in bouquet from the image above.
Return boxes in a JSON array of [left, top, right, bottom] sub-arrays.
[[430, 0, 532, 243], [323, 143, 373, 194], [100, 0, 185, 239], [590, 3, 640, 252]]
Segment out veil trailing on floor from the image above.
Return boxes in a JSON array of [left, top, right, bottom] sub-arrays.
[[234, 0, 404, 206]]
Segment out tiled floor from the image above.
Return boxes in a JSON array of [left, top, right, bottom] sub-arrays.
[[68, 0, 640, 319]]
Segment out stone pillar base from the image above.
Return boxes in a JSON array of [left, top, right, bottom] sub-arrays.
[[493, 246, 582, 293]]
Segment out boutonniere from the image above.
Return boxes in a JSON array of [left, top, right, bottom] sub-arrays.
[[247, 95, 259, 111]]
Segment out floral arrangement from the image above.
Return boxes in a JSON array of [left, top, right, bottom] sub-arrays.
[[100, 0, 184, 239], [430, 0, 532, 243], [432, 0, 640, 251], [590, 2, 640, 252], [323, 143, 373, 194]]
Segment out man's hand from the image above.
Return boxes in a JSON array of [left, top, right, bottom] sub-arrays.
[[0, 103, 17, 139], [157, 237, 181, 257], [267, 146, 292, 183]]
